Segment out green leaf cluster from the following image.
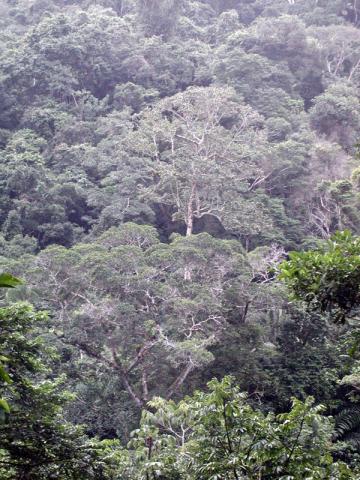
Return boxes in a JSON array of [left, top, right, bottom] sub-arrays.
[[280, 231, 360, 322], [124, 377, 354, 479]]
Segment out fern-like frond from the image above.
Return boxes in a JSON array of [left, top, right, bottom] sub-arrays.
[[342, 431, 360, 451], [335, 406, 360, 441]]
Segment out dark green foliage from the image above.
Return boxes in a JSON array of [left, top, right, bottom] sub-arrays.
[[0, 0, 355, 247], [264, 310, 345, 411], [137, 0, 184, 37], [0, 303, 121, 479], [124, 377, 352, 479], [335, 406, 360, 447], [310, 83, 360, 152], [280, 231, 360, 322], [0, 271, 22, 414], [1, 0, 360, 475]]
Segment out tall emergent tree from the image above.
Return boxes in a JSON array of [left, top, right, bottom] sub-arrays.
[[15, 223, 253, 408], [126, 86, 272, 237]]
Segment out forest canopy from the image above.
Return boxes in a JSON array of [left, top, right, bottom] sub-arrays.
[[2, 0, 360, 478]]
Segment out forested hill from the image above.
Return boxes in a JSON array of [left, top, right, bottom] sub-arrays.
[[2, 0, 360, 250], [2, 0, 360, 478]]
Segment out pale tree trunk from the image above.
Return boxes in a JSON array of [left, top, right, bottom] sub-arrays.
[[354, 0, 359, 24], [186, 215, 193, 237], [166, 360, 194, 399], [184, 182, 196, 280], [186, 182, 196, 237], [336, 204, 343, 230], [184, 264, 192, 281], [142, 369, 149, 403]]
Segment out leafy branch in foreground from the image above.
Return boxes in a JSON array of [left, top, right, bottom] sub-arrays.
[[279, 231, 360, 323], [0, 303, 122, 479], [124, 376, 353, 479], [0, 272, 22, 415]]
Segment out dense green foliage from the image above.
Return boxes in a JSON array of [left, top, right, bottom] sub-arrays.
[[0, 272, 22, 414], [124, 377, 353, 479], [2, 0, 360, 250], [2, 0, 360, 476], [0, 303, 121, 479], [280, 231, 360, 322]]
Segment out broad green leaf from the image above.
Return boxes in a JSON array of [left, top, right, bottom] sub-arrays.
[[0, 399, 10, 414], [0, 273, 22, 289], [0, 364, 11, 384]]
